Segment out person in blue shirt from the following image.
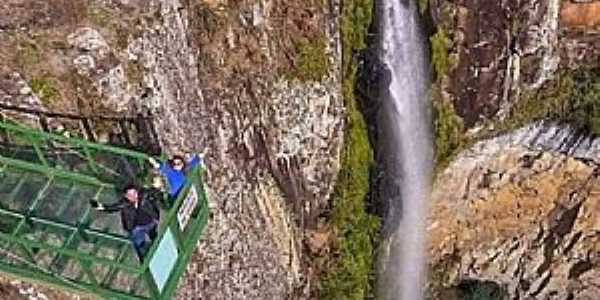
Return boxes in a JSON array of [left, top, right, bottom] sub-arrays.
[[148, 153, 203, 200]]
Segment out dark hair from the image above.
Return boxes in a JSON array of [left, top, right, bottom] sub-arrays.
[[122, 183, 140, 194], [169, 155, 186, 168]]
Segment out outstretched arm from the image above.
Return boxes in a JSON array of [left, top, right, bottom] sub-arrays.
[[185, 153, 203, 170], [147, 156, 161, 169], [90, 199, 125, 213]]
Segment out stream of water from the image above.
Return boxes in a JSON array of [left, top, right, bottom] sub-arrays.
[[377, 0, 432, 299]]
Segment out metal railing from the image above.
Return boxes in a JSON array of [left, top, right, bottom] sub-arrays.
[[0, 101, 161, 155], [0, 121, 210, 300]]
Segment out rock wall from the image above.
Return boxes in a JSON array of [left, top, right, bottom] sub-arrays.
[[429, 122, 600, 299], [0, 0, 344, 299], [430, 0, 600, 127]]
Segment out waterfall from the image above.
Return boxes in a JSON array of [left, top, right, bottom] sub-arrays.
[[377, 0, 433, 299]]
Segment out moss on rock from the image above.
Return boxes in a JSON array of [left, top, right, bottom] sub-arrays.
[[289, 37, 331, 82], [430, 28, 455, 83], [30, 76, 60, 106], [319, 0, 380, 299], [433, 92, 464, 172]]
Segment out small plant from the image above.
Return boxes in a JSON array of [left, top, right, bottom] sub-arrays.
[[289, 37, 331, 82], [430, 28, 455, 82], [30, 77, 60, 106]]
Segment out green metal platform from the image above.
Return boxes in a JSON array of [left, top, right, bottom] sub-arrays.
[[0, 121, 210, 300]]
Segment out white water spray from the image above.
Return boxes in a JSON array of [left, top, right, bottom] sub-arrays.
[[377, 0, 432, 299]]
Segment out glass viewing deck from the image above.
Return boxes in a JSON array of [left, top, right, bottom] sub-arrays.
[[0, 121, 209, 300]]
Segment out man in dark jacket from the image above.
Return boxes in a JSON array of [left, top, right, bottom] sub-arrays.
[[90, 184, 161, 261]]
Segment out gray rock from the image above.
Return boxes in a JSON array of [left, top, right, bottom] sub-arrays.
[[67, 27, 110, 57], [72, 55, 96, 76], [430, 122, 600, 299]]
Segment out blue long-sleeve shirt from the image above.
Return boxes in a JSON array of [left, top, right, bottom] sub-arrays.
[[160, 155, 202, 199]]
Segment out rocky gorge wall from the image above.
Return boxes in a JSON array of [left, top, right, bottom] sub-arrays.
[[427, 0, 600, 298], [429, 122, 600, 299], [0, 0, 345, 299]]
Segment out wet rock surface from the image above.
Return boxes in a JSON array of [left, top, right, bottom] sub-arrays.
[[429, 122, 600, 299]]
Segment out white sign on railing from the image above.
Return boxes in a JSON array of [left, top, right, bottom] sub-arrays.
[[177, 185, 198, 231]]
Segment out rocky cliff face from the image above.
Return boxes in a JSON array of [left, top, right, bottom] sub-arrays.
[[427, 1, 600, 298], [429, 122, 600, 299], [430, 0, 600, 127], [0, 0, 342, 299]]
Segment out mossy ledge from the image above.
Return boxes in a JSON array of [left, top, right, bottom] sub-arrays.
[[319, 0, 381, 299]]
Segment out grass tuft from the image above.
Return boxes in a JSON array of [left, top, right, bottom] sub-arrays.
[[30, 77, 60, 106]]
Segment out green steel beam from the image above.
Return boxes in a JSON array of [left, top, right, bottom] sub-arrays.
[[6, 174, 29, 205], [55, 184, 78, 218], [81, 146, 100, 174], [27, 176, 54, 213], [80, 258, 100, 286], [9, 176, 55, 247], [28, 136, 49, 167], [0, 259, 148, 300], [0, 206, 135, 266], [0, 156, 111, 188], [101, 243, 132, 287], [49, 183, 102, 276], [129, 276, 144, 296], [15, 243, 36, 264], [27, 215, 130, 245], [49, 230, 80, 274], [0, 122, 149, 160], [0, 232, 139, 274], [74, 233, 118, 283]]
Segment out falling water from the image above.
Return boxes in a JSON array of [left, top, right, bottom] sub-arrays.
[[377, 0, 432, 299]]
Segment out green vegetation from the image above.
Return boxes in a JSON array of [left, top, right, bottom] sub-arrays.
[[433, 92, 464, 172], [432, 67, 600, 175], [320, 0, 381, 299], [289, 37, 331, 82], [30, 77, 60, 106], [491, 68, 600, 136], [418, 0, 429, 15], [430, 27, 464, 172], [430, 28, 455, 83], [570, 70, 600, 133]]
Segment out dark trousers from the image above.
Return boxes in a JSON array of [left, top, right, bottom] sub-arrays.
[[130, 220, 158, 261]]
